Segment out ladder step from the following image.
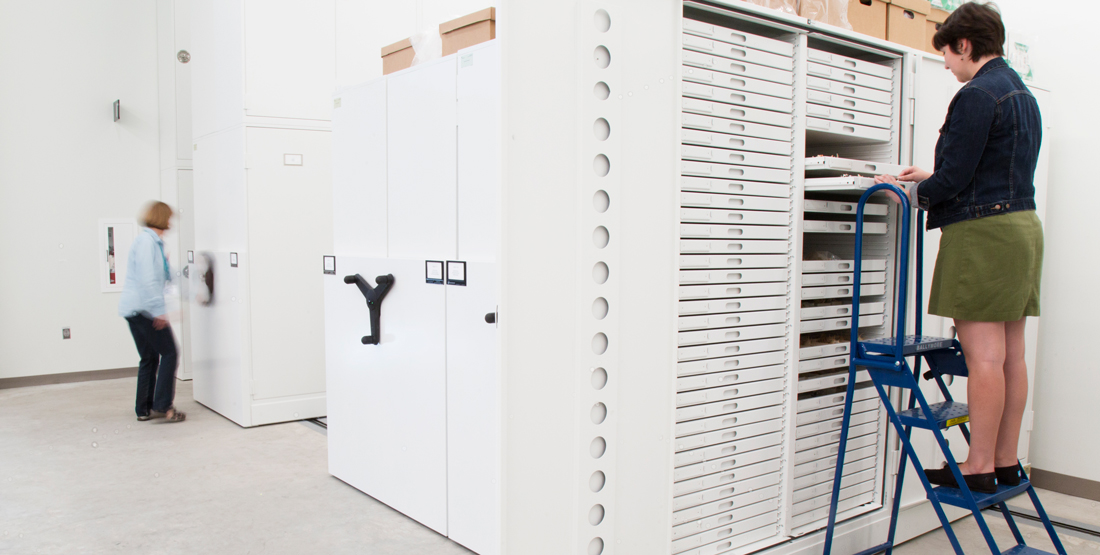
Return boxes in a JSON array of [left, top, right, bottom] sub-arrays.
[[1000, 544, 1058, 555], [922, 346, 969, 379], [860, 335, 954, 357], [897, 401, 969, 430], [931, 479, 1033, 511]]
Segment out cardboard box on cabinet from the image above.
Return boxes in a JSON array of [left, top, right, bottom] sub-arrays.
[[925, 7, 950, 54], [886, 0, 931, 51], [800, 0, 888, 40], [381, 38, 414, 75], [440, 8, 496, 57]]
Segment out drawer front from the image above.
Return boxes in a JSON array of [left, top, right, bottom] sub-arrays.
[[683, 82, 794, 113], [677, 336, 788, 362], [682, 129, 791, 156], [678, 282, 789, 300], [799, 341, 850, 360], [807, 48, 894, 79], [678, 296, 787, 316], [673, 483, 781, 526], [802, 258, 887, 273], [673, 444, 784, 487], [681, 191, 790, 211], [797, 398, 879, 426], [684, 34, 794, 71], [796, 385, 877, 412], [800, 282, 887, 300], [795, 422, 878, 452], [678, 521, 780, 555], [681, 161, 792, 184], [675, 417, 785, 454], [799, 301, 886, 320], [673, 457, 784, 496], [676, 388, 786, 422], [798, 355, 848, 374], [794, 443, 878, 476], [674, 470, 783, 512], [807, 76, 892, 104], [679, 268, 789, 285], [671, 507, 779, 551], [678, 363, 787, 393], [792, 492, 876, 530], [807, 62, 893, 91], [684, 97, 792, 127], [797, 370, 868, 395], [795, 409, 878, 439], [681, 207, 790, 226], [805, 103, 892, 128], [793, 454, 879, 491], [681, 223, 790, 240], [803, 199, 889, 216], [682, 145, 792, 170], [674, 431, 784, 468], [679, 309, 787, 332], [803, 156, 904, 177], [807, 89, 892, 117], [683, 113, 792, 142], [798, 313, 885, 333], [793, 478, 876, 516], [682, 19, 795, 57], [680, 254, 789, 270], [677, 349, 787, 378], [801, 271, 886, 286], [683, 50, 793, 85], [803, 220, 888, 234], [678, 322, 788, 347], [674, 403, 787, 439], [793, 467, 877, 504], [682, 65, 794, 99], [806, 117, 892, 142], [680, 239, 789, 255]]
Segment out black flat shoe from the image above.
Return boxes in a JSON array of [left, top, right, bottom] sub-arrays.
[[923, 466, 998, 494], [996, 466, 1023, 487]]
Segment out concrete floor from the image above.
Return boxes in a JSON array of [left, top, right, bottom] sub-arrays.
[[2, 377, 1098, 554]]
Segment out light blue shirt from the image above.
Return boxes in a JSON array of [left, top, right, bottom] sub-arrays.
[[117, 228, 172, 319]]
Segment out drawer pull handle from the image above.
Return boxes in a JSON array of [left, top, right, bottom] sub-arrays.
[[726, 168, 744, 177], [834, 378, 847, 385], [835, 358, 846, 365], [727, 154, 745, 162], [724, 302, 741, 310], [844, 60, 857, 69], [844, 86, 856, 95], [724, 346, 741, 355], [725, 198, 744, 207], [844, 99, 856, 108], [838, 263, 851, 269], [728, 93, 747, 103], [837, 320, 850, 327], [728, 62, 746, 73], [843, 126, 856, 134], [725, 332, 740, 340], [843, 112, 856, 121], [843, 72, 857, 82], [725, 273, 742, 280], [732, 78, 746, 88], [723, 388, 740, 396], [838, 276, 851, 283], [721, 373, 740, 383], [725, 214, 743, 222], [838, 288, 850, 295], [728, 123, 745, 133]]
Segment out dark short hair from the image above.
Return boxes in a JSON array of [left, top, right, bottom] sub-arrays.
[[933, 2, 1005, 61]]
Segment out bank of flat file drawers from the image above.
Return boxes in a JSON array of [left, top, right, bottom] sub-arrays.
[[673, 18, 795, 555], [804, 48, 896, 144]]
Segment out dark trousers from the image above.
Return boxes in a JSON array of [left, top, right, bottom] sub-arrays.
[[125, 315, 178, 416]]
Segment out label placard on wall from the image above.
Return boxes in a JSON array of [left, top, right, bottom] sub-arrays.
[[323, 255, 336, 275], [426, 260, 444, 284], [446, 260, 466, 286], [230, 252, 239, 267]]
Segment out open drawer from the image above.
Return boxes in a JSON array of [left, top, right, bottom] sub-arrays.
[[802, 258, 887, 273], [803, 220, 888, 234], [804, 156, 904, 177], [803, 199, 888, 216], [805, 176, 914, 192]]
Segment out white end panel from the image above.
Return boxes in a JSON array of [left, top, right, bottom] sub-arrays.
[[457, 42, 501, 263], [332, 79, 388, 257], [242, 0, 335, 121], [324, 257, 448, 535], [192, 127, 248, 252], [190, 251, 250, 426], [244, 127, 332, 419], [190, 0, 244, 139], [446, 262, 501, 555], [387, 57, 459, 260]]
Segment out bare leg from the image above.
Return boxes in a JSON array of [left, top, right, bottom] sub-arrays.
[[995, 317, 1029, 467], [954, 319, 1007, 475]]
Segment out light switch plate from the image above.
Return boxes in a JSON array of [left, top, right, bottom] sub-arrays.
[[323, 255, 336, 275], [187, 250, 194, 263], [284, 154, 303, 166]]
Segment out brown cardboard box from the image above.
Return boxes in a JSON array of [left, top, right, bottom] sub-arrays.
[[925, 7, 950, 54], [381, 38, 414, 75], [887, 0, 931, 51], [847, 0, 888, 40], [440, 8, 495, 57]]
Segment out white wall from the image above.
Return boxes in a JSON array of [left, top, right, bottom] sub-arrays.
[[989, 0, 1100, 483], [0, 1, 161, 379]]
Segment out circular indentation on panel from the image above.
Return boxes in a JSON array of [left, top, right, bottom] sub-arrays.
[[594, 82, 610, 100], [590, 470, 606, 492], [593, 118, 611, 141], [593, 154, 610, 177], [591, 402, 607, 424], [594, 46, 611, 69], [592, 262, 609, 284], [594, 9, 611, 32], [593, 190, 610, 213], [592, 226, 609, 249], [592, 297, 608, 320], [591, 367, 608, 390], [588, 537, 604, 555], [590, 436, 607, 459], [589, 504, 606, 526], [592, 333, 608, 355]]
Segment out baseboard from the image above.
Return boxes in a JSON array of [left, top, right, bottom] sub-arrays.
[[0, 367, 138, 390], [1030, 467, 1100, 502]]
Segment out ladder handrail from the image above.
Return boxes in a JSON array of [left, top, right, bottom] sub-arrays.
[[852, 183, 911, 361]]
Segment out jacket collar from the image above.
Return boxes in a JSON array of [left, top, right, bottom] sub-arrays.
[[972, 56, 1007, 81]]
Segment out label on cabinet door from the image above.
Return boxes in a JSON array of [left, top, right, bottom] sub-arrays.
[[446, 260, 466, 286], [323, 255, 336, 275], [426, 260, 444, 284]]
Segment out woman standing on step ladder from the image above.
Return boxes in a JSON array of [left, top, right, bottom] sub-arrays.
[[876, 2, 1041, 494]]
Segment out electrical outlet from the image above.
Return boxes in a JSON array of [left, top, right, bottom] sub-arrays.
[[62, 328, 71, 339]]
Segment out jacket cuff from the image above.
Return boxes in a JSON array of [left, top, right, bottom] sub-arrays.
[[912, 180, 930, 211]]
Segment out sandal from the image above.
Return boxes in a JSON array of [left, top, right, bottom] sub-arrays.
[[165, 408, 186, 422], [137, 412, 165, 422]]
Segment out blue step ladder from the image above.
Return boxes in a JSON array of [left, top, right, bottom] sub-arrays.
[[821, 183, 1066, 555]]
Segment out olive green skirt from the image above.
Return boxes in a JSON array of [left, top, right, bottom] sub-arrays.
[[928, 210, 1044, 322]]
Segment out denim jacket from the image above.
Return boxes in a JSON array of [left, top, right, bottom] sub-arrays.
[[916, 57, 1042, 230]]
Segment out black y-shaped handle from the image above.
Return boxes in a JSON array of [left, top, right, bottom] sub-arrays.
[[344, 273, 395, 345]]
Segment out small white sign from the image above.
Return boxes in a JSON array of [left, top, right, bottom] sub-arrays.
[[284, 153, 303, 166], [323, 255, 336, 275], [426, 260, 444, 284], [230, 252, 238, 267]]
